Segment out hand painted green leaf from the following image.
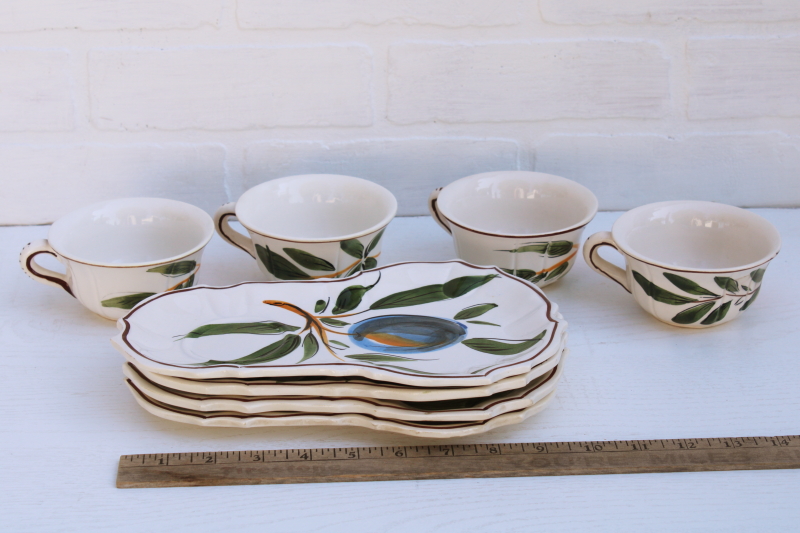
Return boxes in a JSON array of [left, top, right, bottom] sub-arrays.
[[175, 273, 195, 290], [363, 257, 378, 270], [329, 339, 349, 349], [442, 274, 498, 299], [633, 271, 699, 305], [332, 273, 381, 314], [300, 333, 319, 362], [742, 285, 750, 292], [462, 329, 546, 356], [101, 293, 156, 309], [740, 286, 761, 311], [466, 320, 500, 326], [181, 321, 300, 339], [365, 228, 385, 256], [146, 260, 196, 277], [663, 273, 719, 297], [546, 241, 574, 258], [320, 317, 350, 327], [714, 276, 739, 293], [500, 243, 548, 254], [283, 248, 336, 271], [454, 303, 498, 320], [700, 300, 732, 325], [369, 284, 447, 310], [750, 268, 766, 283], [198, 334, 301, 366], [345, 353, 432, 363], [340, 238, 365, 259], [671, 302, 715, 325], [256, 244, 311, 280], [315, 298, 329, 314], [344, 262, 364, 278], [545, 262, 570, 281]]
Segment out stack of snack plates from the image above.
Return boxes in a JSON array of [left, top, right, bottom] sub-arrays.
[[113, 261, 569, 438]]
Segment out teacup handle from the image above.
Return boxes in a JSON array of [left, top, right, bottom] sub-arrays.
[[427, 188, 452, 234], [213, 202, 256, 259], [19, 239, 74, 297], [583, 231, 631, 293]]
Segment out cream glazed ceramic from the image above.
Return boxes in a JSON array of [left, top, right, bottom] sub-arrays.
[[123, 351, 567, 422], [428, 171, 598, 287], [125, 380, 558, 438], [19, 198, 213, 320], [583, 201, 781, 328], [112, 261, 567, 386], [215, 174, 397, 281], [120, 337, 566, 401]]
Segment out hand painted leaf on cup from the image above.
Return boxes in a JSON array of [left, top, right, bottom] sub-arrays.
[[365, 228, 385, 256], [442, 275, 498, 299], [320, 317, 350, 327], [197, 334, 301, 366], [101, 292, 156, 309], [181, 321, 300, 339], [503, 268, 547, 284], [363, 257, 378, 270], [175, 273, 195, 290], [345, 353, 433, 363], [146, 260, 197, 277], [671, 301, 715, 325], [740, 286, 761, 311], [546, 241, 575, 257], [498, 241, 572, 257], [256, 244, 311, 280], [500, 243, 548, 254], [663, 273, 719, 297], [750, 268, 766, 283], [340, 239, 364, 259], [545, 262, 569, 281], [700, 301, 732, 325], [315, 298, 329, 314], [332, 273, 381, 314], [454, 303, 498, 320], [462, 329, 547, 356], [300, 333, 319, 362], [714, 276, 739, 293], [632, 271, 698, 305], [283, 248, 336, 272]]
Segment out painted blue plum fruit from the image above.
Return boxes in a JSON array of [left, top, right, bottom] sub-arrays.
[[349, 315, 468, 355]]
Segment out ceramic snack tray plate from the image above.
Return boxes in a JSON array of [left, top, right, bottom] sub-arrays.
[[113, 261, 566, 387], [122, 333, 567, 402], [126, 382, 558, 439], [123, 350, 567, 422]]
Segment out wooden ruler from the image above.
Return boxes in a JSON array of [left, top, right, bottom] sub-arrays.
[[117, 434, 800, 488]]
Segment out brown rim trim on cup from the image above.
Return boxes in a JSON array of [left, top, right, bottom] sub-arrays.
[[240, 220, 392, 245], [126, 379, 540, 429], [615, 246, 780, 275], [120, 260, 562, 381], [25, 250, 74, 297], [50, 247, 205, 269], [126, 362, 559, 414], [440, 212, 589, 239]]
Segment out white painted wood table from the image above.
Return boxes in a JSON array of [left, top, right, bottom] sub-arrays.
[[2, 210, 799, 532]]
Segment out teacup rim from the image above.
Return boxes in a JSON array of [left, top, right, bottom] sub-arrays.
[[48, 197, 215, 268], [611, 200, 782, 274], [436, 171, 598, 237], [235, 174, 398, 243]]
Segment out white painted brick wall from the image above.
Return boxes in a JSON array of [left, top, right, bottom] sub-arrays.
[[688, 37, 800, 119], [0, 1, 798, 224], [237, 0, 528, 29], [540, 0, 800, 25], [388, 41, 671, 123], [0, 49, 73, 131]]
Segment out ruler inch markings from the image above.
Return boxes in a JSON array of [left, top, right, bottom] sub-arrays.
[[117, 435, 800, 489]]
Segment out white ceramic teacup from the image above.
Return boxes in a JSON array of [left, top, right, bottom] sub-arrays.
[[428, 171, 598, 287], [20, 198, 214, 321], [215, 174, 397, 281], [583, 201, 781, 328]]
